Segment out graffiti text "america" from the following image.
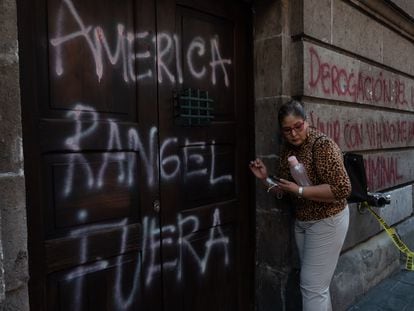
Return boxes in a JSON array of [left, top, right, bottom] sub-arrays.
[[51, 0, 232, 86]]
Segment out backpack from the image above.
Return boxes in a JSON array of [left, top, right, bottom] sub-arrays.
[[312, 136, 370, 204], [342, 152, 370, 203]]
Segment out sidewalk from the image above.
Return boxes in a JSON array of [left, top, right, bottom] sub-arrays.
[[347, 270, 414, 311]]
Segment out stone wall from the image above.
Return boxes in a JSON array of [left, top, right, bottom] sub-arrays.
[[254, 0, 414, 310], [0, 0, 30, 309], [253, 0, 302, 310], [290, 1, 414, 308]]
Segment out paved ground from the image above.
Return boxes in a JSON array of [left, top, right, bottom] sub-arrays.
[[347, 270, 414, 311]]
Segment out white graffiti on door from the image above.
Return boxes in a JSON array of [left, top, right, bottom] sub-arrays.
[[63, 103, 98, 196], [63, 104, 232, 197], [50, 0, 232, 86], [66, 209, 230, 308]]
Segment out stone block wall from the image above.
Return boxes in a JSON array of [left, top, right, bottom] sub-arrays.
[[297, 0, 414, 309], [254, 0, 414, 310], [293, 2, 414, 307], [392, 0, 414, 18], [253, 0, 303, 310], [0, 0, 30, 309]]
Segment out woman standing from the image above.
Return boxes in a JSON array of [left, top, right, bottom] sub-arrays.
[[249, 100, 351, 311]]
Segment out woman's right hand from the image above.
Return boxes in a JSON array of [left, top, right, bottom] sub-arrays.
[[248, 158, 268, 180]]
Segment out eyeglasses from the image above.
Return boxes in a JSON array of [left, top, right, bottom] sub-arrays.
[[281, 121, 305, 135]]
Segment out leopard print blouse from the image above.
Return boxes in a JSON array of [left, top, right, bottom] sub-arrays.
[[278, 127, 351, 221]]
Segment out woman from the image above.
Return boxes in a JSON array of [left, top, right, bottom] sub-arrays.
[[249, 100, 351, 311]]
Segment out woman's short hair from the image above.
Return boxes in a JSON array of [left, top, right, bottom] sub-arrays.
[[278, 100, 306, 124]]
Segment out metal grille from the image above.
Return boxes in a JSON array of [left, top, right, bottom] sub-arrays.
[[174, 88, 214, 126]]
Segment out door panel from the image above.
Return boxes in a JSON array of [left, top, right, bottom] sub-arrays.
[[44, 152, 139, 231], [47, 0, 137, 116], [47, 253, 144, 310], [20, 0, 161, 309], [181, 227, 236, 310], [180, 144, 235, 207], [157, 1, 251, 310], [179, 7, 234, 121]]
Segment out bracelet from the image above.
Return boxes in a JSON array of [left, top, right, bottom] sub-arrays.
[[265, 176, 278, 193], [265, 177, 277, 187], [298, 186, 304, 197], [267, 184, 278, 193]]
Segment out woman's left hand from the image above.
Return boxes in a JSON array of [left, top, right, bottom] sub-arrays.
[[276, 178, 299, 195], [278, 180, 337, 202]]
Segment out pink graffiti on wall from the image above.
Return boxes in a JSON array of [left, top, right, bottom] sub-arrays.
[[309, 111, 414, 149], [308, 111, 341, 144], [365, 120, 414, 148], [364, 155, 403, 190], [308, 47, 414, 109], [343, 119, 414, 149]]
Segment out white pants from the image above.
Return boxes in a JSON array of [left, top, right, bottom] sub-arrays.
[[294, 206, 349, 311]]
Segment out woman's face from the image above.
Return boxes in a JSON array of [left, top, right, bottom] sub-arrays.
[[280, 114, 309, 146]]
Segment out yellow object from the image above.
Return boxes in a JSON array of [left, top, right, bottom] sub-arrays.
[[364, 203, 414, 271]]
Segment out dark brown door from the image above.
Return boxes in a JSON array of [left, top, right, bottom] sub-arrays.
[[156, 1, 251, 310], [18, 0, 252, 310]]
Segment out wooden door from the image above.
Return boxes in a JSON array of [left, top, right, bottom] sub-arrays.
[[156, 1, 252, 310], [19, 0, 161, 310], [18, 0, 253, 310]]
